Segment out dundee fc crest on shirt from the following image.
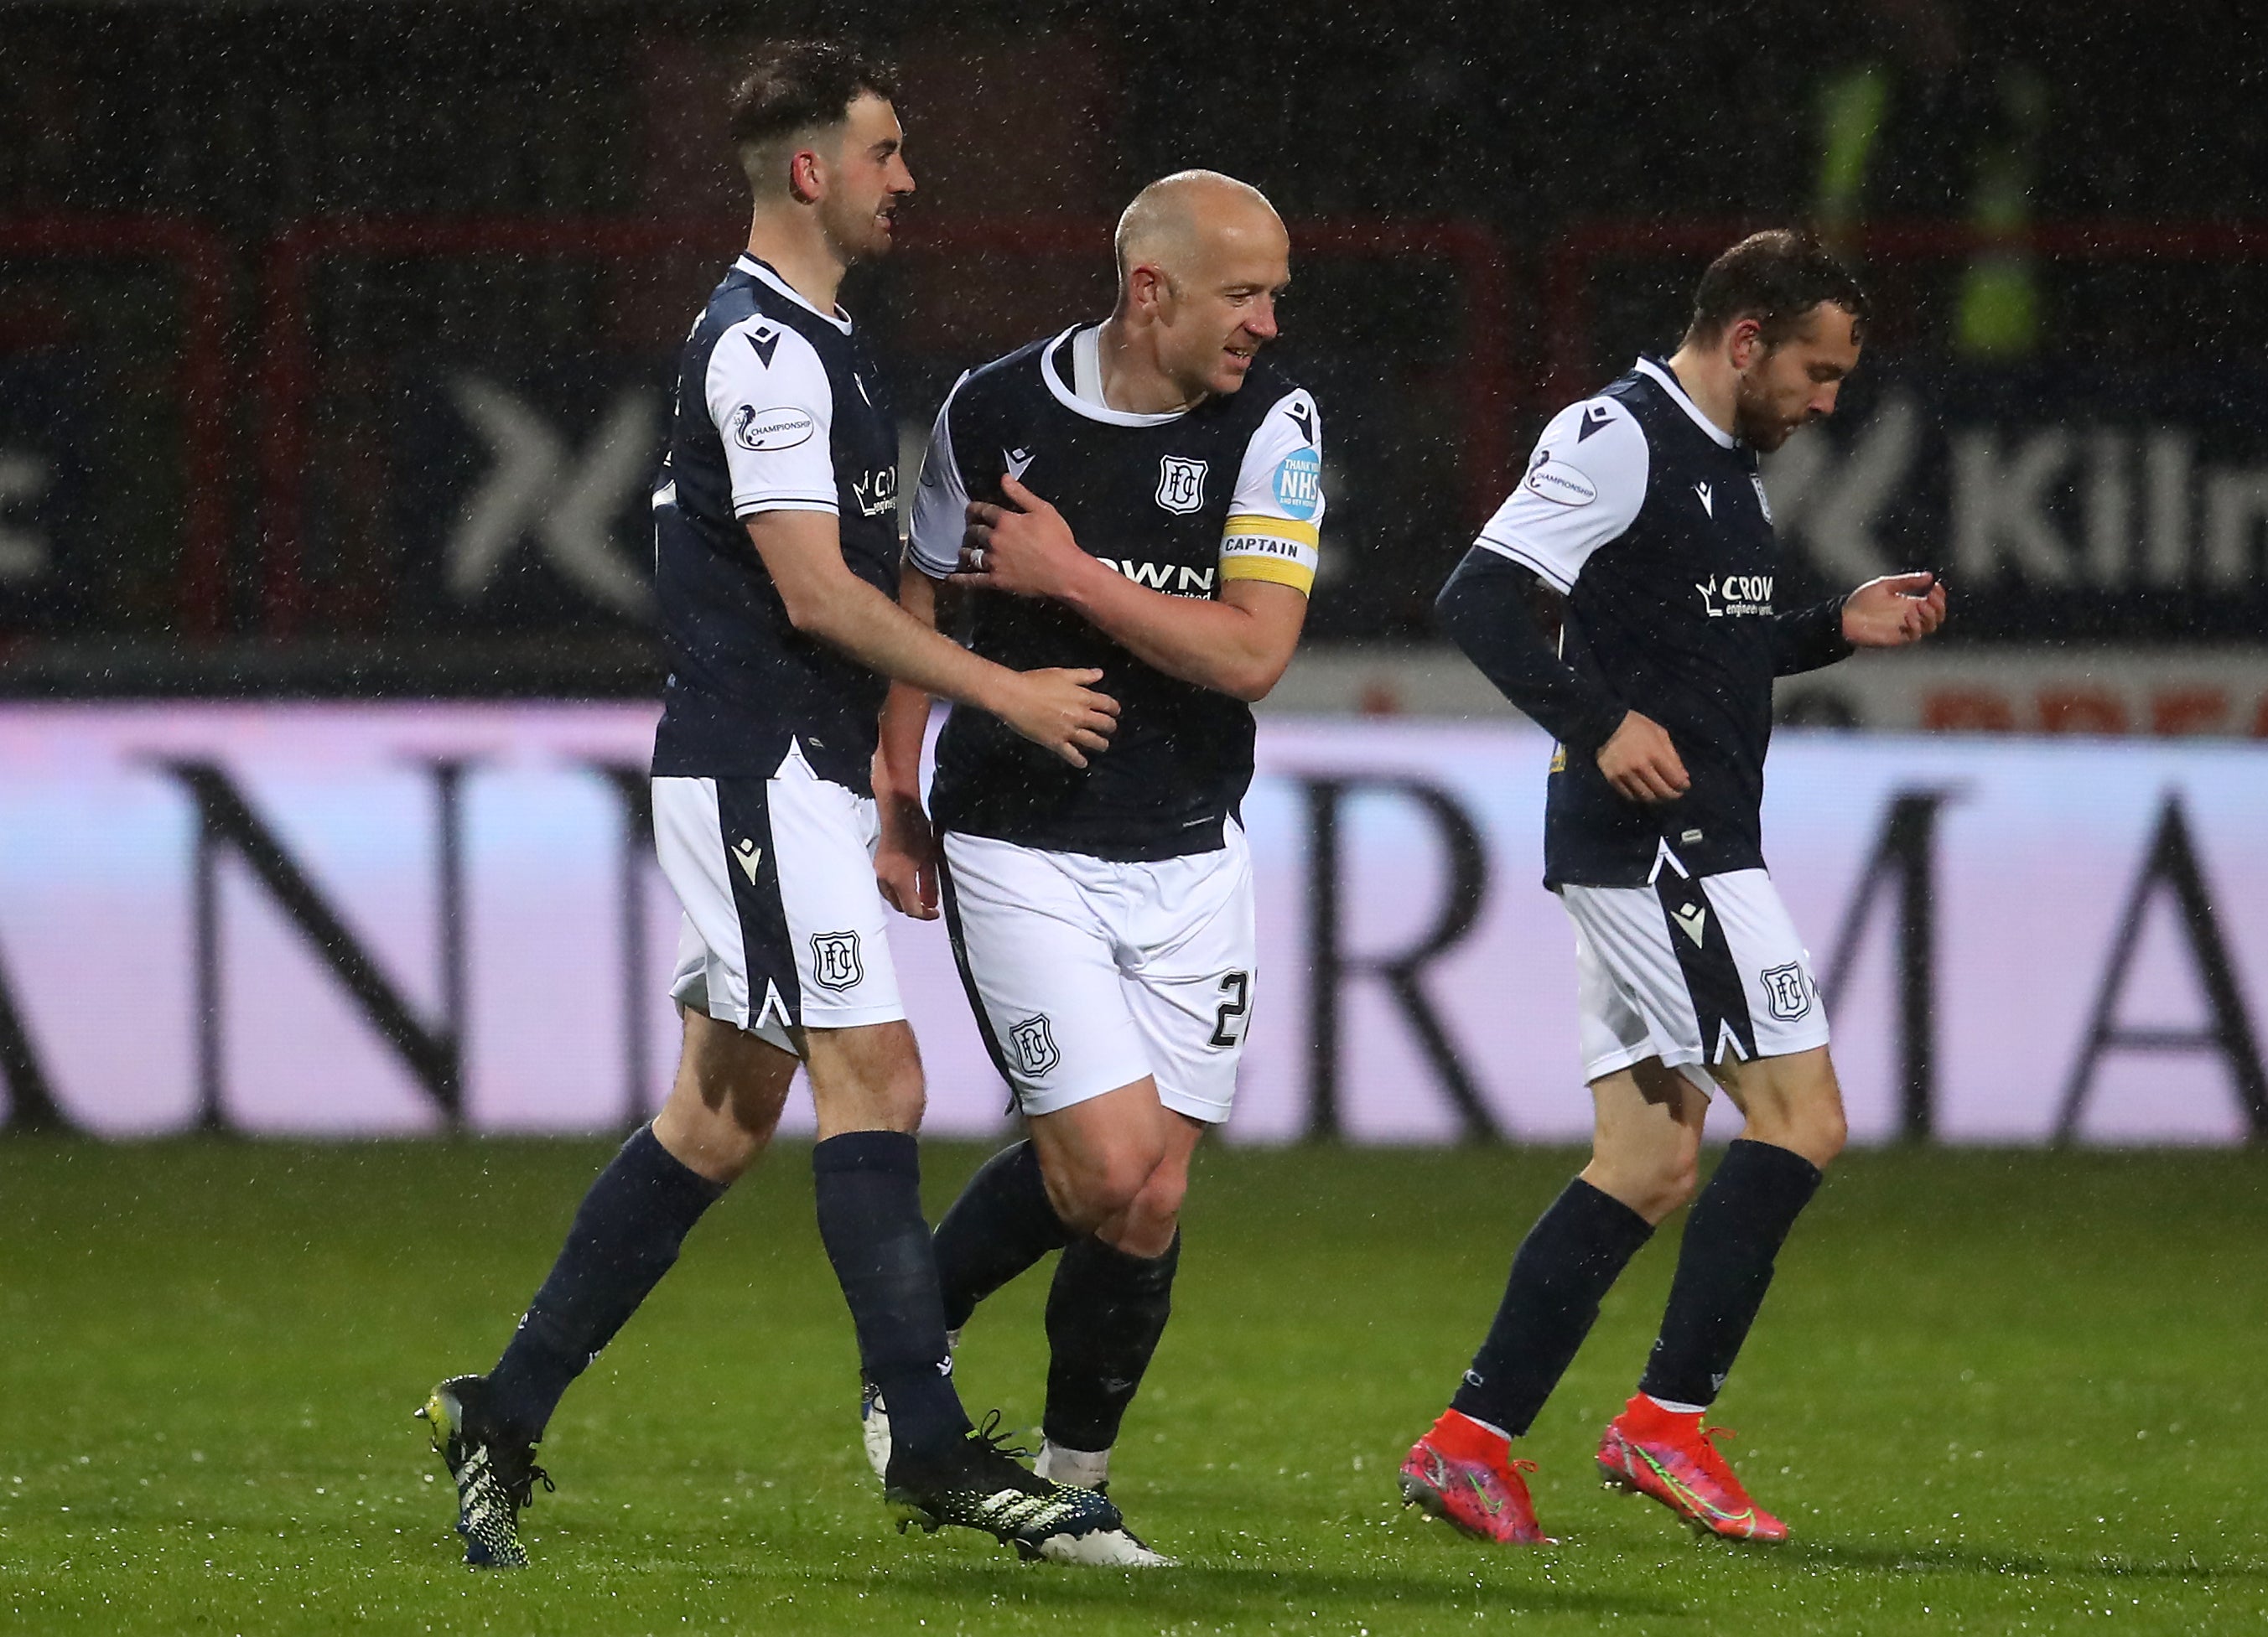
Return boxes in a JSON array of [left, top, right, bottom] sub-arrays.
[[1761, 961, 1813, 1022], [1155, 456, 1208, 515], [1009, 1014, 1061, 1076], [811, 931, 864, 992]]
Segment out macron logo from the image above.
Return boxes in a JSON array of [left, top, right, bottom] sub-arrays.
[[1004, 447, 1035, 481], [1694, 481, 1715, 517]]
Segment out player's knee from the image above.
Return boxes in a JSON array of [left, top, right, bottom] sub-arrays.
[[875, 1055, 927, 1133], [1800, 1101, 1848, 1168], [1636, 1153, 1701, 1220], [817, 1022, 928, 1132], [1664, 1152, 1703, 1212], [1093, 1143, 1167, 1220], [1125, 1161, 1187, 1238], [1743, 1074, 1847, 1168], [1583, 1148, 1697, 1225], [655, 1085, 765, 1185], [1056, 1134, 1169, 1226], [721, 1074, 790, 1145]]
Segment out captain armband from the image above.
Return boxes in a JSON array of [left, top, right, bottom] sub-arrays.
[[1217, 513, 1320, 595]]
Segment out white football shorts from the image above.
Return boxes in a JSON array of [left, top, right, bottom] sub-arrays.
[[938, 824, 1257, 1124], [1559, 864, 1829, 1096], [653, 740, 904, 1057]]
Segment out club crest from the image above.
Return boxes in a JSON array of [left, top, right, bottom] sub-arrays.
[[1155, 456, 1207, 515], [811, 931, 864, 992], [1761, 961, 1812, 1021], [1009, 1013, 1060, 1075]]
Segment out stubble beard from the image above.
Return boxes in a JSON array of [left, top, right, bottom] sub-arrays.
[[1732, 375, 1797, 452]]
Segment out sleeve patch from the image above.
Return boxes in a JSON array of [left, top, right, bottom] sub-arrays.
[[729, 405, 817, 452], [1522, 450, 1597, 506], [1272, 447, 1324, 521]]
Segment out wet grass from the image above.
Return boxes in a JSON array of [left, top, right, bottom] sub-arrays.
[[3, 1138, 2263, 1634]]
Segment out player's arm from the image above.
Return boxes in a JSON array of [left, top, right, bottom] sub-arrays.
[[750, 513, 1113, 767], [1829, 572, 1948, 654], [955, 389, 1326, 702], [869, 380, 984, 920], [870, 566, 944, 921], [1435, 552, 1686, 802], [708, 327, 1114, 767], [1436, 549, 1623, 753], [1445, 396, 1689, 803], [1769, 572, 1946, 674], [1769, 594, 1856, 676], [960, 477, 1306, 702]]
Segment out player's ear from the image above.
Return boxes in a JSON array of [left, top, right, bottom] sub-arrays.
[[1726, 316, 1765, 370], [788, 145, 825, 205]]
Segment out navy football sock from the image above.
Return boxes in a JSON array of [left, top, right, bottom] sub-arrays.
[[1638, 1138, 1822, 1409], [932, 1141, 1074, 1332], [486, 1123, 725, 1445], [1450, 1178, 1654, 1438], [1041, 1231, 1180, 1454], [812, 1131, 972, 1458]]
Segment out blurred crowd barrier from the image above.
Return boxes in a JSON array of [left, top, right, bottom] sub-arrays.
[[3, 706, 2260, 1147]]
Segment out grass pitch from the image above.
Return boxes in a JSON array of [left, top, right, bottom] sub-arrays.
[[3, 1138, 2262, 1634]]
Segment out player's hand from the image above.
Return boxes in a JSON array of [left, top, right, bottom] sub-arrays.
[[1841, 572, 1947, 647], [874, 792, 940, 921], [995, 666, 1119, 768], [1596, 711, 1690, 804], [955, 475, 1092, 601]]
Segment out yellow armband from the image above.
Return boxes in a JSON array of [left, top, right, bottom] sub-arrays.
[[1218, 513, 1320, 595]]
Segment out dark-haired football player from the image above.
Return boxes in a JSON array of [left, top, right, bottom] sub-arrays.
[[1402, 229, 1945, 1546]]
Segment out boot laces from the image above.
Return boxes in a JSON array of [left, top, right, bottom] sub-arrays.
[[1689, 1426, 1742, 1489], [509, 1461, 556, 1510], [485, 1443, 553, 1510], [970, 1408, 1034, 1463]]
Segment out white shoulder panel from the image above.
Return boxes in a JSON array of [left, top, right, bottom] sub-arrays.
[[1220, 387, 1325, 593], [1224, 387, 1326, 528], [703, 315, 838, 519], [1472, 395, 1648, 592]]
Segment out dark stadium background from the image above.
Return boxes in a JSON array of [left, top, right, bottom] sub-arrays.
[[3, 4, 2265, 1632], [2, 0, 2260, 675]]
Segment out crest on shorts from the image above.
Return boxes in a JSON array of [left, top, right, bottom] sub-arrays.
[[811, 931, 864, 992], [1760, 961, 1812, 1022], [1009, 1014, 1060, 1076], [1155, 456, 1207, 515]]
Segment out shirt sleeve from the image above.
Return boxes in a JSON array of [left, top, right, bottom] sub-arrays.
[[1436, 546, 1627, 755], [906, 375, 973, 581], [1771, 595, 1855, 676], [703, 315, 838, 520], [1472, 395, 1648, 592], [1218, 387, 1325, 595]]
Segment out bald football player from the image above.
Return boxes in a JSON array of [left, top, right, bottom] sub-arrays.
[[859, 170, 1328, 1564]]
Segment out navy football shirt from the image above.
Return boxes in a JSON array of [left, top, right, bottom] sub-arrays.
[[908, 324, 1325, 861], [649, 254, 900, 790], [1476, 355, 1847, 887]]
